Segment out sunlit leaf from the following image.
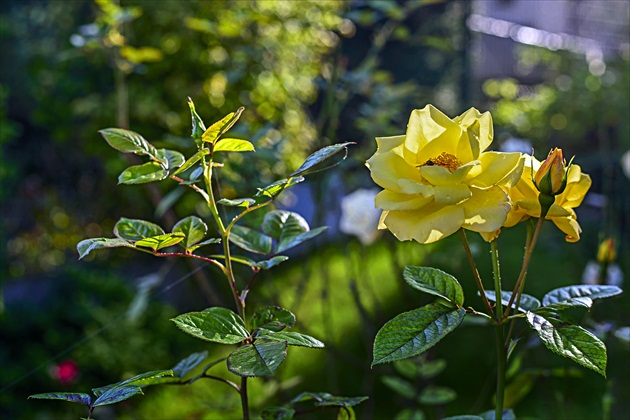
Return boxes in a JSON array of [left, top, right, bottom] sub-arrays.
[[217, 198, 256, 208], [227, 339, 287, 377], [213, 138, 255, 153], [156, 148, 185, 171], [28, 393, 91, 406], [173, 216, 208, 249], [77, 237, 133, 259], [258, 330, 324, 348], [135, 233, 185, 251], [188, 238, 221, 253], [114, 218, 165, 241], [403, 267, 464, 307], [255, 176, 304, 198], [118, 162, 168, 184], [251, 306, 296, 332], [172, 149, 209, 175], [171, 307, 249, 344], [289, 142, 354, 177], [92, 386, 143, 407], [202, 107, 244, 144], [99, 128, 158, 158], [483, 290, 541, 312], [187, 97, 206, 147], [262, 210, 308, 241], [255, 256, 289, 270], [541, 285, 622, 309]]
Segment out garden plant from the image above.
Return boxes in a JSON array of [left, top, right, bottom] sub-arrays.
[[28, 98, 366, 419], [368, 104, 623, 419]]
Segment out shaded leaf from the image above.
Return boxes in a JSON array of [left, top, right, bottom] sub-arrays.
[[290, 392, 368, 408], [77, 237, 132, 259], [135, 233, 185, 251], [187, 97, 206, 146], [172, 351, 208, 378], [114, 218, 164, 241], [484, 290, 541, 312], [338, 406, 356, 420], [526, 311, 607, 376], [99, 128, 158, 158], [478, 409, 516, 420], [156, 148, 185, 171], [217, 198, 255, 208], [227, 339, 287, 377], [93, 385, 143, 407], [255, 256, 289, 270], [542, 285, 622, 309], [172, 149, 209, 175], [171, 307, 249, 344], [213, 138, 255, 153], [290, 142, 354, 177], [372, 304, 466, 366], [382, 376, 416, 399], [417, 386, 456, 405], [395, 409, 426, 420], [173, 216, 208, 249], [262, 210, 309, 241], [251, 306, 296, 332], [118, 162, 168, 184], [258, 330, 324, 348], [188, 238, 221, 253], [277, 227, 327, 254], [256, 176, 304, 198], [28, 393, 91, 406], [230, 225, 273, 255], [403, 267, 465, 307], [261, 407, 295, 420]]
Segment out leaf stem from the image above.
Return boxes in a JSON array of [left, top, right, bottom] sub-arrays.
[[459, 229, 494, 317], [491, 240, 503, 320], [490, 240, 505, 420], [241, 377, 250, 420]]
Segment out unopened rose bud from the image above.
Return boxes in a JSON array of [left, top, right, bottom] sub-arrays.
[[597, 238, 616, 265], [535, 148, 568, 196]]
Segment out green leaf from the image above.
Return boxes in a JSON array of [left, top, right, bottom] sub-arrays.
[[416, 359, 447, 379], [210, 254, 255, 266], [277, 227, 327, 254], [173, 216, 208, 249], [187, 237, 221, 253], [28, 393, 91, 406], [338, 406, 357, 420], [187, 97, 206, 147], [229, 225, 273, 255], [255, 256, 289, 270], [541, 285, 622, 309], [213, 138, 255, 153], [290, 142, 354, 177], [217, 198, 256, 208], [502, 372, 536, 408], [172, 149, 209, 175], [251, 306, 296, 332], [526, 311, 607, 376], [256, 176, 304, 198], [443, 416, 483, 420], [290, 392, 368, 408], [417, 386, 456, 405], [478, 409, 516, 420], [93, 370, 176, 396], [381, 376, 416, 399], [262, 210, 309, 240], [484, 290, 541, 312], [202, 107, 244, 144], [172, 351, 208, 378], [114, 218, 165, 241], [135, 233, 185, 251], [227, 338, 287, 377], [77, 237, 132, 259], [93, 386, 143, 407], [403, 267, 465, 307], [171, 307, 249, 344], [395, 409, 426, 420], [99, 128, 158, 158], [156, 148, 185, 170], [258, 330, 324, 348], [261, 407, 295, 420], [393, 360, 418, 379], [372, 304, 466, 366], [118, 162, 168, 184]]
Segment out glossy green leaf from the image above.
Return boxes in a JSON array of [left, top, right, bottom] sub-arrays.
[[526, 311, 607, 376], [118, 162, 168, 184], [77, 237, 133, 259], [135, 233, 185, 251], [255, 256, 289, 270], [381, 376, 416, 399], [403, 267, 465, 307], [395, 409, 426, 420], [172, 149, 209, 175], [261, 407, 295, 420], [93, 386, 143, 407], [187, 97, 206, 146], [99, 128, 158, 158], [478, 409, 516, 420], [156, 148, 185, 170], [417, 386, 456, 405], [290, 392, 368, 408], [173, 216, 208, 249], [262, 210, 309, 240], [188, 238, 221, 253], [277, 227, 327, 254], [255, 176, 304, 198], [114, 218, 164, 241], [372, 304, 466, 366], [290, 142, 354, 177], [484, 290, 541, 312], [210, 254, 255, 266], [202, 107, 244, 144], [251, 306, 296, 332], [171, 307, 249, 344], [172, 351, 208, 378], [217, 198, 256, 208], [229, 225, 273, 255], [28, 393, 91, 406], [258, 330, 324, 348], [541, 285, 622, 309], [213, 138, 255, 153], [227, 338, 287, 377], [93, 370, 176, 397]]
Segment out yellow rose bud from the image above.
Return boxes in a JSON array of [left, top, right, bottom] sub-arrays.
[[535, 148, 568, 196], [597, 238, 616, 264]]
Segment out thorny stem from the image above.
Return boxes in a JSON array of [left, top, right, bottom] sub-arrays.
[[491, 240, 506, 420], [459, 229, 494, 317]]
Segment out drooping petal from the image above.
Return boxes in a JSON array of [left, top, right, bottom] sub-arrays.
[[560, 168, 591, 209], [381, 205, 465, 244], [461, 186, 511, 232], [375, 190, 432, 210], [552, 216, 582, 242], [469, 152, 524, 189]]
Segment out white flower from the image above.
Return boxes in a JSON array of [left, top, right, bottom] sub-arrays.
[[581, 261, 623, 287], [339, 188, 382, 245], [621, 150, 630, 179]]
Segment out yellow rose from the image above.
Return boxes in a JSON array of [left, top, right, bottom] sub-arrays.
[[366, 105, 524, 244], [503, 156, 591, 242]]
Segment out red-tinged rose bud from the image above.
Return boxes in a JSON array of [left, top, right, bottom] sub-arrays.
[[597, 238, 616, 264]]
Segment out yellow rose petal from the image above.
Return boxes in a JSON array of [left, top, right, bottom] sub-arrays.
[[375, 190, 432, 210], [470, 152, 525, 189], [462, 186, 511, 232], [367, 150, 422, 192], [381, 205, 465, 244], [552, 216, 582, 242]]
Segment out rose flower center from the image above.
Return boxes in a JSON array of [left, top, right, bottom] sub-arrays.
[[418, 152, 462, 173]]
